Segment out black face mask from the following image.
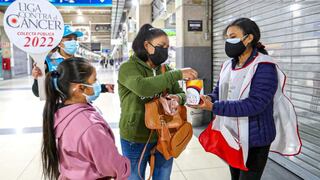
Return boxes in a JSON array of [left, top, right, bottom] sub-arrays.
[[148, 42, 168, 66], [225, 34, 248, 58]]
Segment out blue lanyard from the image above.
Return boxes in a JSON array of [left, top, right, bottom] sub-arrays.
[[45, 57, 64, 72]]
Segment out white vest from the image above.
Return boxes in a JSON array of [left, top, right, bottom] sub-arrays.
[[212, 53, 302, 167]]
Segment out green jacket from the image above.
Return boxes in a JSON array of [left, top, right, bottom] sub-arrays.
[[118, 55, 186, 143]]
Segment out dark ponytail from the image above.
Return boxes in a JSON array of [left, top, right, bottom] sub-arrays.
[[132, 24, 168, 61], [256, 42, 267, 54], [223, 18, 268, 55], [42, 58, 94, 179]]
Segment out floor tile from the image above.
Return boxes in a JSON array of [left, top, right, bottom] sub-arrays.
[[175, 148, 227, 171], [171, 171, 186, 180], [18, 154, 43, 180], [185, 135, 202, 150], [172, 161, 180, 172], [182, 167, 230, 180]]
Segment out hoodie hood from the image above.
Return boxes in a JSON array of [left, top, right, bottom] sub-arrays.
[[54, 103, 95, 139]]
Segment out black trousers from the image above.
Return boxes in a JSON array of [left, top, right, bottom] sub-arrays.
[[229, 145, 270, 180]]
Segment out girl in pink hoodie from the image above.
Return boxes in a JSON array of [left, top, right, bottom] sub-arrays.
[[42, 58, 130, 180]]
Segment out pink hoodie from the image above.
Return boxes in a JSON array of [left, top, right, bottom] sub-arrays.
[[54, 103, 130, 180]]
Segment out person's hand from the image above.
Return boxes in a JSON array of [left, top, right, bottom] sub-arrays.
[[166, 94, 180, 104], [166, 95, 180, 115], [181, 68, 198, 80], [204, 95, 212, 102], [187, 95, 213, 111], [105, 84, 115, 93], [32, 64, 43, 80], [159, 97, 179, 116], [168, 98, 179, 115]]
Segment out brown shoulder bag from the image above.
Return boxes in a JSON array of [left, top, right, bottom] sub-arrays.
[[138, 65, 193, 180]]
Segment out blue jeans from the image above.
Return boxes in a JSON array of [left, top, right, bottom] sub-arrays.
[[120, 139, 173, 180]]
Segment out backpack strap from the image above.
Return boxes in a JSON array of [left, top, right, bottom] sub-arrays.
[[138, 130, 156, 180], [138, 64, 170, 180], [161, 64, 168, 96], [152, 64, 168, 100]]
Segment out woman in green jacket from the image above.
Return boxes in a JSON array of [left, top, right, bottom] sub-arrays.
[[118, 24, 197, 180]]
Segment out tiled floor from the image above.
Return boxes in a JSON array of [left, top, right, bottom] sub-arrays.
[[0, 65, 300, 180], [0, 66, 231, 180], [0, 65, 299, 180]]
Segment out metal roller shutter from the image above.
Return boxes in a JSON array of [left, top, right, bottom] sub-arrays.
[[211, 0, 320, 179]]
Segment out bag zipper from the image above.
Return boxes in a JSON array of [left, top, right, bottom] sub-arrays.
[[153, 69, 156, 76]]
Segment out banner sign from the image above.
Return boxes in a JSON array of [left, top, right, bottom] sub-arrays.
[[4, 0, 64, 100], [4, 0, 64, 54]]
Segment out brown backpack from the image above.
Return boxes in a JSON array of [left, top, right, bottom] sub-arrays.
[[138, 65, 193, 180]]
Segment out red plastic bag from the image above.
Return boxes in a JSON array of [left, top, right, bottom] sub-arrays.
[[198, 121, 248, 171]]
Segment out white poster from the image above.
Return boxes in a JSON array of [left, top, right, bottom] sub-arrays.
[[3, 0, 64, 100]]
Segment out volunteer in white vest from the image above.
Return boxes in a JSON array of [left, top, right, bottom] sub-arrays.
[[190, 18, 301, 180]]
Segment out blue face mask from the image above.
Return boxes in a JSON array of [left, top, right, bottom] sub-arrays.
[[62, 40, 79, 55], [82, 81, 101, 103]]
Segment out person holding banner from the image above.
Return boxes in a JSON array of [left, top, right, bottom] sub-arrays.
[[42, 58, 130, 180], [32, 25, 114, 97], [189, 18, 301, 180]]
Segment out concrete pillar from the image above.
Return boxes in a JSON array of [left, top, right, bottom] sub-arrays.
[[136, 4, 152, 28], [126, 2, 152, 60], [176, 0, 212, 94], [176, 0, 212, 124]]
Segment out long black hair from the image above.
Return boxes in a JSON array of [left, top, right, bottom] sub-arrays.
[[42, 58, 94, 179], [132, 24, 168, 61], [223, 18, 268, 55]]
